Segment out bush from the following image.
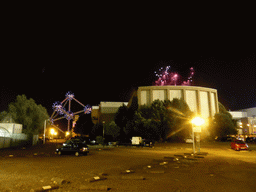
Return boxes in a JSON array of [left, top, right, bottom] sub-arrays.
[[96, 136, 104, 145]]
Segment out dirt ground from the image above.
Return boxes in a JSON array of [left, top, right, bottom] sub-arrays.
[[1, 142, 256, 192]]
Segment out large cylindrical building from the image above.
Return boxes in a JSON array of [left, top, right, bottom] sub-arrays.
[[136, 86, 219, 118]]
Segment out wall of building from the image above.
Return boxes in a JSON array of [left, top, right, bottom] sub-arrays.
[[240, 117, 256, 135], [242, 107, 256, 117], [92, 102, 128, 124], [230, 107, 256, 136], [229, 111, 247, 119], [0, 123, 22, 135], [91, 106, 99, 124], [137, 86, 219, 118], [0, 123, 27, 149]]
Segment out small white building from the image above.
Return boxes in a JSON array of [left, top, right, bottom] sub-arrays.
[[0, 115, 25, 148], [0, 123, 22, 137]]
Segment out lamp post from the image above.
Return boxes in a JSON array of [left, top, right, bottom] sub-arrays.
[[44, 120, 47, 144], [191, 117, 205, 154], [103, 121, 105, 146]]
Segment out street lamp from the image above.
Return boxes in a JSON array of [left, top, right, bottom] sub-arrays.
[[66, 131, 70, 137], [192, 117, 205, 126], [50, 128, 55, 135], [50, 128, 55, 140], [191, 117, 205, 154]]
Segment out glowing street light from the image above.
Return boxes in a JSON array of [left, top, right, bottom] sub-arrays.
[[192, 117, 205, 127], [65, 131, 70, 137], [191, 117, 205, 154], [50, 128, 55, 135]]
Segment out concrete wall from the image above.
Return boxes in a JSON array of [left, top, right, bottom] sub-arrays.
[[137, 86, 219, 118]]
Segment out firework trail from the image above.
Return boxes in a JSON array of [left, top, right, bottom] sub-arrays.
[[154, 66, 194, 86]]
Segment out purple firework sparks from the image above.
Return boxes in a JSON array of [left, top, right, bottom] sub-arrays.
[[154, 66, 194, 86]]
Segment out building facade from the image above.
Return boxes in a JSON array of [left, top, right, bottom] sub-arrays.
[[230, 107, 256, 135], [134, 86, 219, 118], [91, 102, 128, 125]]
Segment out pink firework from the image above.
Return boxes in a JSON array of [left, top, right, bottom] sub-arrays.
[[182, 67, 195, 86], [154, 66, 194, 86]]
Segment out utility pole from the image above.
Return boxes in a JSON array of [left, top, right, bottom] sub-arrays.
[[103, 121, 105, 145]]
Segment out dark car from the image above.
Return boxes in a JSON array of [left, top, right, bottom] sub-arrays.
[[231, 140, 248, 151], [143, 139, 155, 147], [55, 139, 89, 156]]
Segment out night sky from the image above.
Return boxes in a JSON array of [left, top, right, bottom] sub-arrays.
[[1, 5, 255, 117]]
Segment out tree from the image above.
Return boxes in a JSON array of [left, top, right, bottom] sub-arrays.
[[133, 99, 193, 142], [8, 95, 49, 137], [210, 102, 237, 138], [74, 114, 94, 135], [133, 100, 165, 141], [105, 121, 120, 141], [90, 123, 103, 138], [0, 111, 8, 121], [114, 104, 129, 138], [164, 98, 193, 141], [115, 104, 129, 128]]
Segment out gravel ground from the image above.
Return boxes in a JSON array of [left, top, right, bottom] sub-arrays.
[[1, 142, 256, 191]]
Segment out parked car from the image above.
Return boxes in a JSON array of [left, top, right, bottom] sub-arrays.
[[246, 137, 256, 143], [184, 138, 193, 144], [55, 139, 89, 156], [231, 140, 248, 151], [216, 136, 233, 142], [143, 139, 155, 147]]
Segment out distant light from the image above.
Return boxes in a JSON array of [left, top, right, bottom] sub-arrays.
[[50, 128, 55, 134]]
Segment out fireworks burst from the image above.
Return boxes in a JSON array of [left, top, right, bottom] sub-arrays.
[[154, 66, 194, 86]]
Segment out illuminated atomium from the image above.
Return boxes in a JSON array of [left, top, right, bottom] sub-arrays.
[[50, 91, 91, 132]]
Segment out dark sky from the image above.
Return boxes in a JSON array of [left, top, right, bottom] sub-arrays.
[[1, 4, 255, 116]]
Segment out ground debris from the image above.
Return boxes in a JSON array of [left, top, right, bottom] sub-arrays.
[[121, 169, 135, 174], [85, 176, 107, 182], [30, 185, 59, 192], [51, 177, 69, 185]]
